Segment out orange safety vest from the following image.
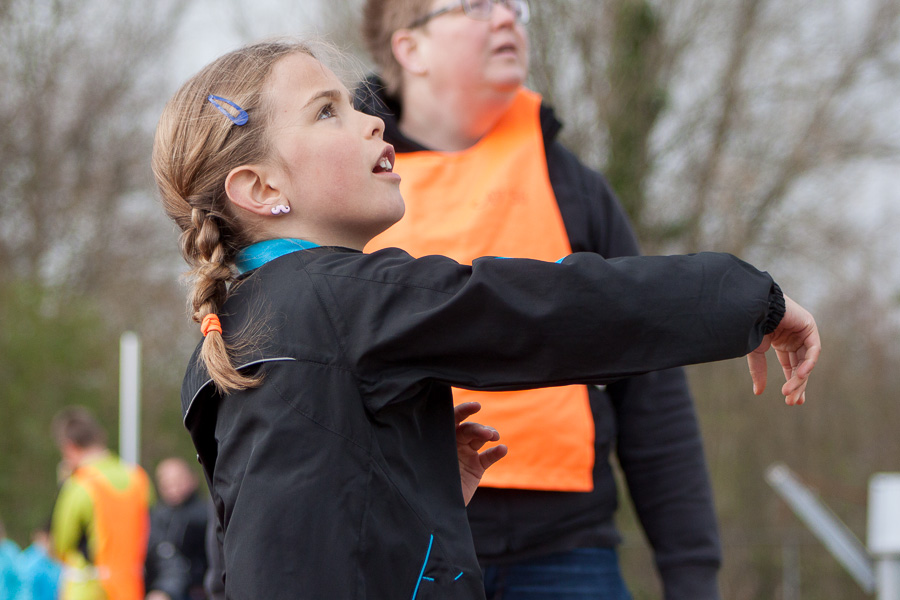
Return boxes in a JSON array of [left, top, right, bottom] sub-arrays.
[[72, 463, 150, 600], [367, 88, 595, 491]]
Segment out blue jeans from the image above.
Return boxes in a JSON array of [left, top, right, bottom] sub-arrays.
[[482, 548, 633, 600]]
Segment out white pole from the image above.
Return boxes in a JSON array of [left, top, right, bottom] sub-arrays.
[[119, 331, 141, 465], [868, 473, 900, 600], [766, 463, 876, 594], [876, 560, 900, 600]]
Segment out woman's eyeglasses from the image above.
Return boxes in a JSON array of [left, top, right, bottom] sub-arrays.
[[408, 0, 531, 29]]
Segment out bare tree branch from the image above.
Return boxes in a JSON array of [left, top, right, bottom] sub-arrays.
[[686, 0, 765, 250], [739, 0, 900, 252]]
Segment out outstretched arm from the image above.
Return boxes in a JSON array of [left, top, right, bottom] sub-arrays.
[[748, 295, 821, 405], [454, 402, 508, 505]]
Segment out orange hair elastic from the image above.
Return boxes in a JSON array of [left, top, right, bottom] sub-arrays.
[[201, 313, 222, 337]]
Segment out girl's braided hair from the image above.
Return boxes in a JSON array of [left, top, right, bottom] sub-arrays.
[[151, 40, 314, 394]]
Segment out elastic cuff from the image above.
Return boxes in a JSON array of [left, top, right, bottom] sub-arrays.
[[762, 281, 785, 335]]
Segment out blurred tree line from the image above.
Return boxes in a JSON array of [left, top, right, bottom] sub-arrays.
[[0, 0, 198, 544], [2, 0, 900, 597]]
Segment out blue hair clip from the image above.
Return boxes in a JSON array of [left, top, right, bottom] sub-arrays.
[[207, 94, 249, 126]]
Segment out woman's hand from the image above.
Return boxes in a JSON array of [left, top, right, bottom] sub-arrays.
[[455, 402, 508, 505], [748, 295, 821, 405]]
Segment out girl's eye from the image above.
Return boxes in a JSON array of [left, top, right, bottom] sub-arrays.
[[317, 102, 336, 121]]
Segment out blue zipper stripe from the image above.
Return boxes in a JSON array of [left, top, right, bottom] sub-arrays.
[[488, 255, 569, 263], [411, 534, 434, 600]]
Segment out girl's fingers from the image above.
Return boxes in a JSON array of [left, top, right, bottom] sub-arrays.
[[478, 445, 508, 470], [747, 351, 768, 396], [457, 422, 499, 450], [453, 402, 482, 426]]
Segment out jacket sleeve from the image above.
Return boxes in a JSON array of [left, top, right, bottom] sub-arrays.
[[312, 249, 778, 414], [51, 480, 92, 564], [551, 140, 722, 599]]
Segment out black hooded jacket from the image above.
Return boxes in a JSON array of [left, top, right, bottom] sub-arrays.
[[181, 245, 783, 599], [145, 492, 208, 600]]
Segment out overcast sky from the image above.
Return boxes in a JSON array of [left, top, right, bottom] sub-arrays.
[[167, 0, 326, 84]]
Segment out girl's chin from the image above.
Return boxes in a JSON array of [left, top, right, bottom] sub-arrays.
[[366, 209, 406, 243]]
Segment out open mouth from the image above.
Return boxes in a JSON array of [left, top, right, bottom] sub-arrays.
[[373, 146, 395, 173], [494, 43, 517, 55]]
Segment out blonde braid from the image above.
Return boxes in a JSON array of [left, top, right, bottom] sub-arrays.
[[153, 40, 315, 394], [186, 208, 260, 394]]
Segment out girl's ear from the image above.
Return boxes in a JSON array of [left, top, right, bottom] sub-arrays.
[[392, 29, 427, 76], [225, 165, 285, 217]]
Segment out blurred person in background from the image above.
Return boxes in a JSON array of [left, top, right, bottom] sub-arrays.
[[0, 518, 23, 600], [51, 406, 152, 600], [358, 0, 723, 597], [17, 522, 63, 600], [145, 458, 208, 600]]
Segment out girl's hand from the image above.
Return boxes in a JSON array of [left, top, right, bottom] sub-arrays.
[[747, 295, 821, 406], [454, 402, 508, 505]]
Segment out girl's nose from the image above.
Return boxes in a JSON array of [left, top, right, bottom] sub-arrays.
[[366, 113, 385, 138]]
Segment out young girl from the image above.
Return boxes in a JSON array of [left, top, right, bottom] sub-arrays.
[[152, 40, 819, 599]]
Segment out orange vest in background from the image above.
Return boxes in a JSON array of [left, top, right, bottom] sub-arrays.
[[367, 88, 595, 491], [73, 463, 150, 600]]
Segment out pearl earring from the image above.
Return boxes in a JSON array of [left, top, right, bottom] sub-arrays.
[[271, 204, 291, 215]]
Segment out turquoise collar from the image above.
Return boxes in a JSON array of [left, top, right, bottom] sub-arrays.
[[235, 238, 320, 274]]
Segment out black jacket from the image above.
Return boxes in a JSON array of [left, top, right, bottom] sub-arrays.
[[181, 246, 782, 599], [355, 79, 724, 598], [146, 493, 209, 600]]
